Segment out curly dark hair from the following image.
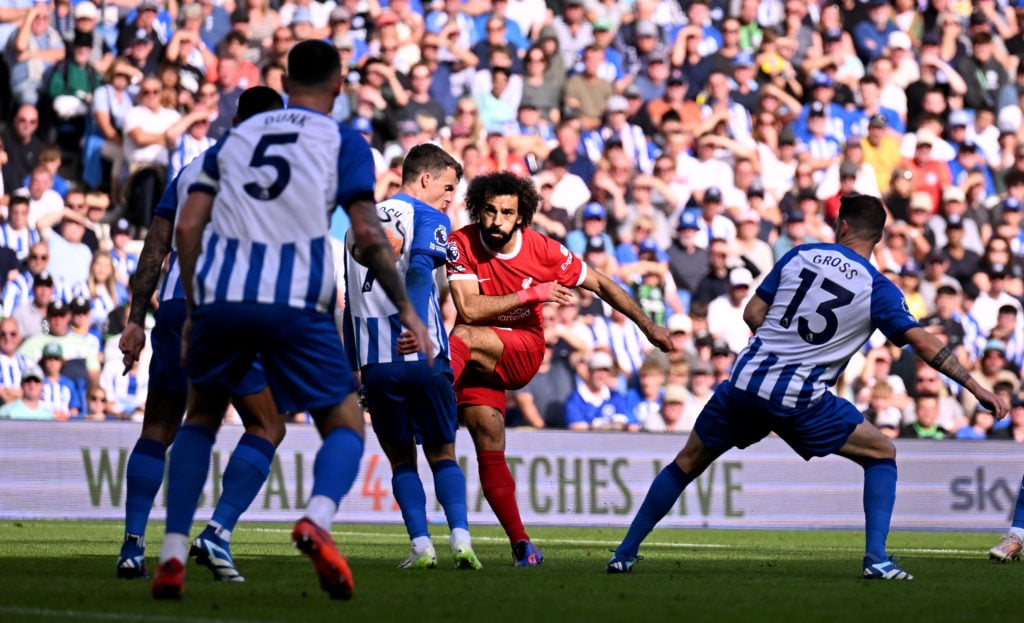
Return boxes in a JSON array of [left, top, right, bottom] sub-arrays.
[[465, 171, 540, 228]]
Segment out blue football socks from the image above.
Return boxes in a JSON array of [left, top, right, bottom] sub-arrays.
[[617, 462, 692, 559], [392, 464, 429, 540], [164, 424, 216, 537], [432, 459, 469, 532], [124, 438, 167, 538], [1011, 475, 1024, 530], [863, 458, 898, 559], [310, 427, 364, 503], [211, 433, 276, 533]]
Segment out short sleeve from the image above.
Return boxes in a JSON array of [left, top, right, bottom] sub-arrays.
[[334, 124, 376, 208], [411, 204, 450, 266]]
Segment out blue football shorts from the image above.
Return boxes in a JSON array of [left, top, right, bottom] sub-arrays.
[[150, 299, 266, 396], [187, 302, 355, 414], [693, 380, 864, 460], [362, 358, 457, 446]]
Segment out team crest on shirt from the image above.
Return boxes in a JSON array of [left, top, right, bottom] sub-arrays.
[[522, 277, 533, 290], [446, 241, 460, 262]]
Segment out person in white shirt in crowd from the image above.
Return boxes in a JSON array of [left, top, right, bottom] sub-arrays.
[[644, 383, 692, 433], [35, 208, 92, 296], [17, 166, 64, 228], [122, 75, 181, 177], [12, 270, 56, 339], [0, 318, 30, 405], [0, 195, 41, 262], [681, 359, 715, 430]]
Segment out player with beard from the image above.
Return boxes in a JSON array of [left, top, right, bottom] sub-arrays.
[[442, 171, 672, 565]]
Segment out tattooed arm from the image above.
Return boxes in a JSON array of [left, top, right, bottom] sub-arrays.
[[118, 215, 173, 373], [904, 327, 1009, 419]]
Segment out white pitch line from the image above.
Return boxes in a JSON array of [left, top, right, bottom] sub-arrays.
[[0, 607, 284, 623], [250, 528, 981, 556]]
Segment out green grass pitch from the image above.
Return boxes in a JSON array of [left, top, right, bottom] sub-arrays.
[[1, 520, 1021, 623]]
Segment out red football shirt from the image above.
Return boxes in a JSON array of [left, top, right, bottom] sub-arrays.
[[446, 224, 587, 334]]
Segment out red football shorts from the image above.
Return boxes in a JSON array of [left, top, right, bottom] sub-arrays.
[[456, 327, 545, 415]]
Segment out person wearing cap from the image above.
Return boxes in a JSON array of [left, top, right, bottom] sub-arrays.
[[11, 269, 56, 339], [115, 1, 167, 60], [632, 48, 671, 104], [38, 340, 80, 419], [797, 100, 843, 185], [917, 252, 960, 314], [564, 200, 613, 257], [861, 111, 903, 195], [726, 48, 760, 113], [667, 210, 710, 302], [69, 1, 113, 72], [564, 350, 634, 431], [607, 193, 1007, 578], [948, 140, 997, 199], [791, 72, 846, 145], [691, 185, 737, 250], [734, 207, 773, 287], [47, 29, 100, 127], [706, 267, 754, 354], [0, 363, 54, 420], [646, 382, 692, 433]]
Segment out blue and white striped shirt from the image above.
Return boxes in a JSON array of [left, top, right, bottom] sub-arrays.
[[730, 243, 920, 408], [189, 107, 375, 313], [153, 157, 205, 303], [0, 225, 40, 261], [343, 193, 450, 366]]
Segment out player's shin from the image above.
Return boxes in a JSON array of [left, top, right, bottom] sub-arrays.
[[479, 450, 529, 545], [616, 462, 692, 559], [392, 464, 429, 540], [161, 424, 217, 563], [862, 458, 897, 559]]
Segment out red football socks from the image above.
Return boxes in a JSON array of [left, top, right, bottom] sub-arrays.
[[478, 450, 529, 545]]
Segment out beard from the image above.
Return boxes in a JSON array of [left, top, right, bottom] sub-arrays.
[[481, 225, 515, 250]]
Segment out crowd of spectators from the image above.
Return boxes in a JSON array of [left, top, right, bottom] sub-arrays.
[[1, 0, 1024, 439]]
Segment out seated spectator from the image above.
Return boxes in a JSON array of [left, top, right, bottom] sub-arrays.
[[863, 380, 902, 439], [19, 299, 102, 400], [626, 359, 669, 431], [121, 75, 181, 227], [68, 295, 102, 356], [0, 318, 29, 405], [82, 57, 139, 197], [644, 384, 691, 433], [19, 165, 64, 228], [48, 30, 101, 152], [564, 351, 634, 431], [682, 358, 715, 426], [899, 393, 951, 439], [12, 269, 56, 339], [0, 195, 40, 263], [39, 342, 80, 420], [1, 105, 44, 195], [707, 267, 754, 355], [82, 383, 119, 421], [0, 364, 54, 420], [101, 352, 148, 420]]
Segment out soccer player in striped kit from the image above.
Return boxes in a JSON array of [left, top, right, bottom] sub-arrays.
[[150, 40, 430, 600], [607, 194, 1008, 580], [116, 86, 287, 583], [343, 143, 481, 571]]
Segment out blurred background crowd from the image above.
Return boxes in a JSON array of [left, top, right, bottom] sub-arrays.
[[1, 0, 1024, 439]]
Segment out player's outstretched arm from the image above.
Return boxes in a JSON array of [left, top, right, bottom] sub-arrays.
[[904, 326, 1009, 420], [448, 279, 575, 324], [579, 264, 672, 353], [349, 196, 434, 364], [119, 215, 173, 373]]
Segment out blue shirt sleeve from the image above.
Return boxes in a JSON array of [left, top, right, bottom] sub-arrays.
[[410, 203, 450, 264], [870, 273, 921, 346], [334, 124, 376, 208]]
